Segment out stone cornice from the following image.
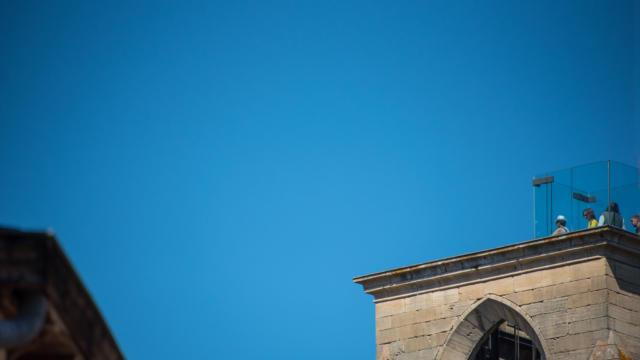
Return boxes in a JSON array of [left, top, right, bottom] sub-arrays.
[[353, 226, 640, 301]]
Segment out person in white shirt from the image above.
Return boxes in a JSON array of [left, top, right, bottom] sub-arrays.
[[552, 215, 569, 236]]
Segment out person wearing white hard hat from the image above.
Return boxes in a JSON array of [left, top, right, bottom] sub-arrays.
[[552, 215, 569, 236]]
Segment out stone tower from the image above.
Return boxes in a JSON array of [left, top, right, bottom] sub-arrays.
[[354, 227, 640, 360]]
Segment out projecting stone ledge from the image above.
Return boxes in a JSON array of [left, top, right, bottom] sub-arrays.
[[353, 227, 640, 360]]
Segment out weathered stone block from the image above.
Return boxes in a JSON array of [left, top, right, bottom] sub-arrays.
[[377, 299, 405, 318], [549, 329, 609, 353], [552, 348, 593, 360], [438, 346, 466, 360], [522, 297, 567, 316], [405, 289, 460, 312], [608, 290, 640, 312], [590, 275, 608, 290], [609, 318, 640, 340], [532, 278, 591, 303], [567, 289, 607, 308], [513, 260, 604, 293], [396, 347, 437, 360], [540, 322, 568, 338], [568, 317, 608, 335], [459, 277, 514, 301], [440, 300, 474, 319], [378, 318, 455, 344], [609, 304, 640, 326], [377, 316, 392, 330], [567, 303, 607, 323], [533, 311, 568, 338], [377, 328, 398, 344], [403, 333, 447, 353], [504, 289, 537, 305]]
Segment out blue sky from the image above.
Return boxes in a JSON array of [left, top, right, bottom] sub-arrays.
[[1, 1, 638, 359]]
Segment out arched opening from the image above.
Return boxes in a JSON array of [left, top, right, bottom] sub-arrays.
[[437, 295, 548, 360]]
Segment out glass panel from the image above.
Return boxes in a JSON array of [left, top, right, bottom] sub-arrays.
[[571, 161, 609, 202], [612, 183, 640, 229], [532, 161, 639, 238], [533, 182, 550, 238], [551, 182, 573, 232], [611, 161, 638, 189], [611, 161, 640, 230], [570, 162, 609, 232]]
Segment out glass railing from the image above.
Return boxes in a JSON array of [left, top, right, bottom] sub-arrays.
[[532, 160, 639, 238]]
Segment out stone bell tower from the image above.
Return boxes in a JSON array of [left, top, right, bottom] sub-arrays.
[[354, 227, 640, 360]]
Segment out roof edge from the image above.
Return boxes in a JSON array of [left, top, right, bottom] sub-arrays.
[[353, 227, 640, 299]]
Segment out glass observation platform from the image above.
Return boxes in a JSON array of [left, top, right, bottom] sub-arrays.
[[532, 160, 639, 238]]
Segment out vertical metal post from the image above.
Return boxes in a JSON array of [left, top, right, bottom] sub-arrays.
[[607, 160, 611, 205], [514, 325, 520, 360], [487, 331, 492, 360], [570, 167, 573, 231], [492, 329, 499, 360], [549, 184, 553, 236], [533, 179, 536, 238]]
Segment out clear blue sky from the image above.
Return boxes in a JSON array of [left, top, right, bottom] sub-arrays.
[[1, 1, 638, 359]]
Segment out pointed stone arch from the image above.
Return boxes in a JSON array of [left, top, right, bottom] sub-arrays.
[[436, 294, 550, 360]]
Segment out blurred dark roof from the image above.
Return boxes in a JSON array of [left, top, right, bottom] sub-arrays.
[[0, 226, 124, 360]]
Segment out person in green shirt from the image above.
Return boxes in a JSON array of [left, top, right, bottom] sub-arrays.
[[598, 202, 625, 229]]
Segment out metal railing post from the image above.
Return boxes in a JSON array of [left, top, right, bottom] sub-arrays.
[[607, 160, 611, 205]]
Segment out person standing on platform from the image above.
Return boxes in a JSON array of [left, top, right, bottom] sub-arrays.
[[630, 215, 640, 234], [598, 202, 625, 229], [552, 215, 569, 236], [583, 208, 598, 228]]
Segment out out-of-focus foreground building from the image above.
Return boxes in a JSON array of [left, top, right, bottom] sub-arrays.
[[0, 227, 123, 360], [354, 227, 640, 360]]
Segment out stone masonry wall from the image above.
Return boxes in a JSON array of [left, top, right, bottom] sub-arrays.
[[605, 259, 640, 358], [374, 257, 640, 360]]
